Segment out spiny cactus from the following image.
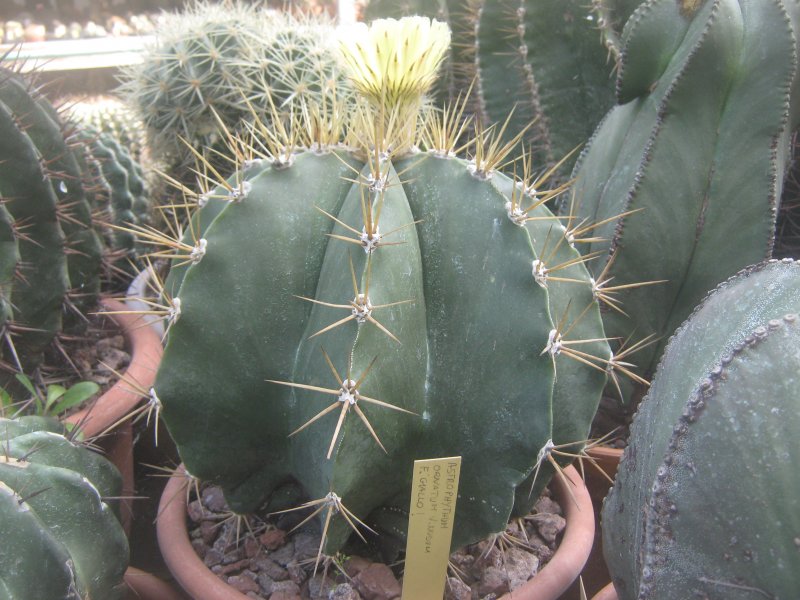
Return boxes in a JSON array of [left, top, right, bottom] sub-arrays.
[[0, 69, 150, 376], [0, 415, 129, 599], [59, 94, 145, 161], [119, 1, 346, 176], [568, 0, 800, 392], [602, 258, 800, 600], [151, 17, 624, 556]]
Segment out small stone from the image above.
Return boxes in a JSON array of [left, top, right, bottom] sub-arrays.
[[255, 572, 276, 594], [220, 558, 251, 575], [307, 574, 336, 599], [504, 547, 539, 591], [271, 592, 302, 600], [533, 496, 561, 516], [530, 513, 566, 546], [343, 556, 372, 578], [477, 566, 509, 597], [252, 556, 289, 581], [271, 580, 301, 596], [245, 536, 261, 558], [260, 528, 288, 550], [287, 561, 308, 586], [202, 486, 228, 512], [444, 576, 471, 600], [329, 583, 363, 600], [227, 573, 259, 594], [269, 539, 296, 567], [353, 563, 402, 600], [200, 520, 217, 545], [293, 531, 322, 561], [203, 548, 224, 568], [187, 499, 205, 523], [191, 538, 207, 560]]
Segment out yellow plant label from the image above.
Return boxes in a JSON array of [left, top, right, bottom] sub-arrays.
[[401, 456, 461, 600]]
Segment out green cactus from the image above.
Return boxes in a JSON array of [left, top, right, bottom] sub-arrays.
[[568, 0, 800, 392], [153, 17, 616, 556], [0, 415, 129, 599], [365, 0, 628, 173], [119, 1, 346, 176], [59, 94, 145, 161], [602, 258, 800, 599]]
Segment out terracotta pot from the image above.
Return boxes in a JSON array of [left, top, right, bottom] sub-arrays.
[[64, 297, 163, 532], [124, 566, 186, 600], [157, 465, 594, 600], [570, 447, 623, 599], [591, 582, 618, 600]]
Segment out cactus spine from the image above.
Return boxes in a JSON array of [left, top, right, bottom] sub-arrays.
[[154, 17, 617, 555], [602, 259, 800, 599]]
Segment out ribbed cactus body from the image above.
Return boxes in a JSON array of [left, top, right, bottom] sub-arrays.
[[0, 76, 104, 318], [0, 98, 69, 366], [570, 0, 800, 384], [603, 259, 800, 599], [156, 146, 609, 552], [0, 416, 128, 600], [61, 94, 145, 160]]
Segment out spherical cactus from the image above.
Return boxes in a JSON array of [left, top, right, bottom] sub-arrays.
[[59, 94, 145, 161], [0, 415, 129, 599], [602, 258, 800, 599], [153, 17, 620, 556]]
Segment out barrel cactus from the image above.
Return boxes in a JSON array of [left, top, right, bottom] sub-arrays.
[[119, 1, 346, 175], [59, 94, 145, 161], [568, 0, 800, 391], [153, 17, 621, 555], [602, 258, 800, 599], [0, 415, 129, 599]]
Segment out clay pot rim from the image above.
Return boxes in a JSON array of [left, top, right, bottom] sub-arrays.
[[157, 464, 595, 600], [124, 566, 185, 600], [64, 296, 163, 438], [591, 582, 618, 600]]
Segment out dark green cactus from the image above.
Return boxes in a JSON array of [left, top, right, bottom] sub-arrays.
[[568, 0, 800, 390], [154, 17, 614, 555], [0, 415, 129, 599], [602, 258, 800, 599], [60, 94, 145, 161]]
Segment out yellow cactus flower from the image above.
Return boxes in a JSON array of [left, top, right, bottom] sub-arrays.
[[337, 16, 450, 109]]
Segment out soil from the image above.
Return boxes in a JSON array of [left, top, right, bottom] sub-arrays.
[[185, 483, 567, 600]]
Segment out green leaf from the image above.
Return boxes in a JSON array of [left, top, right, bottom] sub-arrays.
[[44, 385, 66, 414], [49, 382, 99, 418]]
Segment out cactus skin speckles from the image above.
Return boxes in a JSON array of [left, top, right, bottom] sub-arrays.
[[603, 259, 800, 600]]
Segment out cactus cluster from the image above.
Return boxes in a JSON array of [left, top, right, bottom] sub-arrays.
[[602, 258, 800, 599], [568, 0, 800, 393], [0, 415, 129, 599], [119, 1, 347, 175], [152, 16, 623, 555], [0, 68, 151, 378]]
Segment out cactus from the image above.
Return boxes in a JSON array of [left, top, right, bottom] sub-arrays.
[[151, 16, 619, 556], [0, 415, 129, 599], [568, 0, 800, 391], [602, 258, 800, 599], [119, 1, 346, 176], [365, 0, 635, 173], [0, 69, 150, 375], [59, 94, 146, 161]]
